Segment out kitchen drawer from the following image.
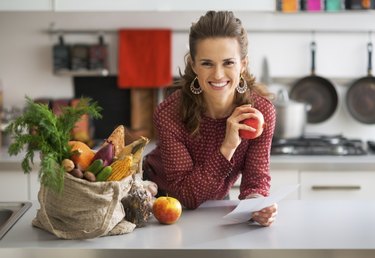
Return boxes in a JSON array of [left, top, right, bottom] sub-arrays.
[[229, 169, 299, 200], [300, 171, 375, 200]]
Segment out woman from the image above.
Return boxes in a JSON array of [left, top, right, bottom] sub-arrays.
[[144, 11, 277, 226]]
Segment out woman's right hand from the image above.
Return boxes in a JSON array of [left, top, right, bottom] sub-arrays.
[[220, 104, 261, 160]]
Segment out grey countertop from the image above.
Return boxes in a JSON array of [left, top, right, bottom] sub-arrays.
[[0, 200, 375, 258], [2, 146, 375, 172], [269, 154, 375, 171]]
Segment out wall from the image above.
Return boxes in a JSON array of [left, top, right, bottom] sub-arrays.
[[0, 11, 374, 140]]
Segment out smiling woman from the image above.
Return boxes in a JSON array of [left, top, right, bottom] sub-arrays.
[[143, 11, 277, 227], [191, 37, 247, 117]]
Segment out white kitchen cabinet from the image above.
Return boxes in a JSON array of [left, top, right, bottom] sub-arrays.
[[300, 171, 375, 200], [29, 170, 40, 201], [0, 0, 51, 11], [229, 169, 299, 200], [269, 169, 299, 199], [0, 170, 28, 201], [53, 0, 275, 12]]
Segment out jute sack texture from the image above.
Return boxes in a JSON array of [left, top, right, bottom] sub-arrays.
[[32, 173, 136, 239]]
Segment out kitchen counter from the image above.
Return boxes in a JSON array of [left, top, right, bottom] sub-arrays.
[[270, 154, 375, 171], [0, 200, 375, 258], [0, 147, 39, 171], [1, 147, 375, 172]]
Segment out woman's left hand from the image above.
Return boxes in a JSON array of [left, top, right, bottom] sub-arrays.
[[251, 203, 278, 227]]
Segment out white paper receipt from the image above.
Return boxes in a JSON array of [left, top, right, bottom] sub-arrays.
[[222, 184, 299, 224]]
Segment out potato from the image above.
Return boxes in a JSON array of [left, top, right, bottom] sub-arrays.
[[83, 171, 96, 182], [69, 168, 83, 179]]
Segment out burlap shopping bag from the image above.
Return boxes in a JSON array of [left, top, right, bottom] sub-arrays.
[[32, 173, 136, 239]]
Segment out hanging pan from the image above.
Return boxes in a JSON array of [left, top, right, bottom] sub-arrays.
[[346, 41, 375, 124], [290, 41, 338, 124]]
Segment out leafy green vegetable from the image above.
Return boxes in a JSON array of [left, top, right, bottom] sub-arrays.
[[6, 97, 102, 193]]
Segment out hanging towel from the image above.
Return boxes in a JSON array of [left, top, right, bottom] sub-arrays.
[[118, 29, 172, 88]]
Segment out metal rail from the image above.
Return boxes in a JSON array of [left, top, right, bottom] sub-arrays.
[[46, 28, 375, 35]]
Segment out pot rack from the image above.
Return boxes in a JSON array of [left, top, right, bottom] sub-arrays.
[[46, 21, 375, 36], [46, 28, 374, 35]]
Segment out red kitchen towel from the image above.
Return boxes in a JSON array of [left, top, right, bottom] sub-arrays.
[[118, 29, 172, 88]]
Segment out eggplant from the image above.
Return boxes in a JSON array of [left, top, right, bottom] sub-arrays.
[[93, 142, 114, 166]]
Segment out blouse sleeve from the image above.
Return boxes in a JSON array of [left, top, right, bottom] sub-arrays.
[[239, 97, 276, 199], [154, 107, 234, 209]]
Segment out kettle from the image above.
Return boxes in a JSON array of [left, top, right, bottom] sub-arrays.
[[273, 89, 310, 139]]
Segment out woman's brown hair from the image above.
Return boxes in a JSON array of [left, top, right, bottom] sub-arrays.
[[179, 10, 271, 135]]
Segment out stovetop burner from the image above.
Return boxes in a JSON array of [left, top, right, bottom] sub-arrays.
[[271, 134, 367, 156]]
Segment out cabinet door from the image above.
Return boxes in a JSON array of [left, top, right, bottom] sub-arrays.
[[300, 171, 375, 200], [29, 170, 40, 201], [54, 0, 275, 12], [229, 170, 299, 200], [270, 170, 299, 199], [0, 171, 28, 201], [0, 0, 51, 11]]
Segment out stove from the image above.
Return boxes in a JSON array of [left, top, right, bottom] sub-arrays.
[[271, 135, 368, 156]]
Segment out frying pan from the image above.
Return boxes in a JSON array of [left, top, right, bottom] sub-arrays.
[[290, 41, 338, 124], [346, 42, 375, 124]]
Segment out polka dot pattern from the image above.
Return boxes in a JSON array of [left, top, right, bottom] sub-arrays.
[[145, 90, 276, 209]]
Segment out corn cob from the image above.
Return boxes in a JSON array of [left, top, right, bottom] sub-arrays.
[[118, 136, 149, 160], [132, 136, 150, 165], [107, 155, 133, 181]]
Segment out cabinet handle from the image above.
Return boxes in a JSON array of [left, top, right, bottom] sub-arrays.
[[311, 185, 361, 191]]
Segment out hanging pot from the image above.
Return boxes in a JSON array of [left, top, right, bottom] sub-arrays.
[[71, 44, 89, 71], [346, 41, 375, 124], [290, 40, 338, 124], [273, 89, 310, 139], [52, 35, 70, 71], [89, 35, 109, 71]]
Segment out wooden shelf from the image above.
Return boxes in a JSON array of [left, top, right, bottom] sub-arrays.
[[54, 69, 109, 77]]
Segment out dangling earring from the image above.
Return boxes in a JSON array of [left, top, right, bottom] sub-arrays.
[[190, 76, 202, 95], [236, 75, 248, 94]]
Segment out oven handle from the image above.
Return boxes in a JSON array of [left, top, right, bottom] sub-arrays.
[[311, 185, 361, 191]]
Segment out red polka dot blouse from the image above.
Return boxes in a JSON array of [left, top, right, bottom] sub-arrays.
[[144, 90, 276, 209]]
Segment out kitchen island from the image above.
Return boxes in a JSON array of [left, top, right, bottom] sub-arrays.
[[1, 199, 375, 258]]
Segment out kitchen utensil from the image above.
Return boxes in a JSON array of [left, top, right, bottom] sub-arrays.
[[260, 57, 272, 85], [280, 0, 299, 12], [89, 35, 108, 71], [290, 40, 338, 123], [368, 140, 375, 152], [273, 89, 309, 139], [71, 44, 89, 70], [345, 0, 372, 9], [306, 0, 322, 11], [52, 35, 70, 71], [346, 41, 375, 124], [325, 0, 343, 11]]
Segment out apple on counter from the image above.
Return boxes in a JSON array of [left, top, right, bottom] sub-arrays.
[[152, 196, 182, 225]]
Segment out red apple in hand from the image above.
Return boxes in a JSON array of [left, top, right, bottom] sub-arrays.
[[239, 117, 264, 139], [152, 196, 182, 224]]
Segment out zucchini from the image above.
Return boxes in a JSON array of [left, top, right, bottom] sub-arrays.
[[96, 166, 113, 181], [86, 159, 104, 175]]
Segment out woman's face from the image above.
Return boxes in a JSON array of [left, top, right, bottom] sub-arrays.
[[191, 37, 247, 102]]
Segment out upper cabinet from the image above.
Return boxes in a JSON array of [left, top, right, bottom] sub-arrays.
[[1, 0, 373, 12], [0, 0, 52, 11], [53, 0, 276, 12], [0, 0, 275, 12]]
